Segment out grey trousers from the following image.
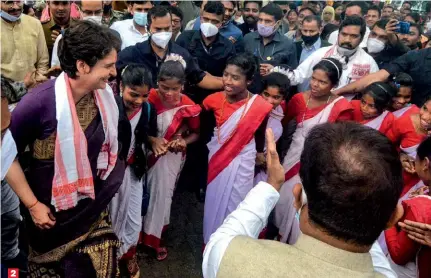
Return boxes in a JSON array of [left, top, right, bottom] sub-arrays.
[[1, 182, 21, 261]]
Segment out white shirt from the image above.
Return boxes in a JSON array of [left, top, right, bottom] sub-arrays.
[[202, 181, 397, 278], [287, 45, 379, 100], [110, 19, 149, 50], [328, 26, 370, 48]]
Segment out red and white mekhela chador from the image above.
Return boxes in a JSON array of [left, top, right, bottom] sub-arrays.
[[385, 195, 431, 278], [203, 92, 272, 244], [110, 106, 144, 258], [351, 100, 395, 134], [387, 105, 427, 201], [274, 93, 353, 244], [378, 105, 428, 255], [254, 103, 285, 184], [142, 89, 201, 249]]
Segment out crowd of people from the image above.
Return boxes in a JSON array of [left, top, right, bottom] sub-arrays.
[[2, 0, 431, 277]]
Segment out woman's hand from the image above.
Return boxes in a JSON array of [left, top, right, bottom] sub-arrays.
[[150, 137, 168, 157], [400, 153, 416, 174], [167, 138, 187, 153], [29, 201, 56, 230], [399, 220, 431, 247]]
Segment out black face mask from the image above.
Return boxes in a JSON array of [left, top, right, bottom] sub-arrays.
[[302, 33, 320, 46]]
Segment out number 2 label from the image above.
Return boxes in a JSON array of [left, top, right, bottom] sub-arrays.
[[8, 268, 19, 278]]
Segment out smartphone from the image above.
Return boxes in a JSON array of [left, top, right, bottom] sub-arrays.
[[395, 21, 411, 34]]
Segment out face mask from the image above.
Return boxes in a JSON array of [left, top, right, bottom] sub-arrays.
[[83, 15, 103, 25], [337, 45, 357, 57], [426, 21, 431, 31], [200, 22, 219, 38], [295, 189, 308, 221], [1, 130, 18, 180], [0, 10, 21, 22], [151, 31, 172, 49], [302, 33, 320, 46], [367, 38, 386, 54], [133, 12, 148, 27], [257, 23, 277, 37]]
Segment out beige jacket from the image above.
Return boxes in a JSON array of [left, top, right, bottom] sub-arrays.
[[218, 234, 385, 278]]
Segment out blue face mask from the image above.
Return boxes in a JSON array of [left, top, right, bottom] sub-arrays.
[[0, 10, 21, 22], [133, 12, 148, 27]]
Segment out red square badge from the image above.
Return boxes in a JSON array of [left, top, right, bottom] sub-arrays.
[[8, 268, 19, 278]]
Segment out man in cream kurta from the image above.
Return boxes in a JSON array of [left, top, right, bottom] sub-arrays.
[[1, 4, 49, 82]]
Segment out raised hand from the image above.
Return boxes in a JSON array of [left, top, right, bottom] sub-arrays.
[[265, 128, 284, 191]]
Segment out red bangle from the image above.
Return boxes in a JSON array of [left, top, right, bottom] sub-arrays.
[[27, 200, 39, 209]]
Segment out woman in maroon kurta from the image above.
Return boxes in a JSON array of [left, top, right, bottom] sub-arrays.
[[10, 22, 129, 277]]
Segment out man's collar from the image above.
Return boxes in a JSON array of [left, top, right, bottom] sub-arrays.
[[294, 234, 375, 273]]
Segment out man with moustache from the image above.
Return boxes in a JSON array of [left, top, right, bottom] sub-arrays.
[[41, 1, 76, 61], [237, 1, 262, 36], [1, 0, 49, 84], [328, 1, 371, 48], [277, 16, 378, 100]]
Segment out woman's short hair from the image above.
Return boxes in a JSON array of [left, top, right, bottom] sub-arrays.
[[58, 21, 121, 79]]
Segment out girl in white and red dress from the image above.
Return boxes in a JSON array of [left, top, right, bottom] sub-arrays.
[[254, 72, 290, 185], [389, 73, 415, 119], [202, 53, 273, 244], [142, 60, 201, 261], [109, 65, 156, 278], [378, 97, 428, 258], [351, 82, 395, 135], [385, 136, 431, 278], [386, 97, 431, 202], [274, 58, 353, 244]]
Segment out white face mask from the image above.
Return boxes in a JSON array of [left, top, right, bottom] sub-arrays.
[[426, 20, 431, 32], [151, 31, 172, 49], [200, 22, 219, 38], [0, 10, 21, 22], [83, 15, 103, 25], [336, 45, 357, 57], [1, 130, 18, 180], [367, 38, 386, 54]]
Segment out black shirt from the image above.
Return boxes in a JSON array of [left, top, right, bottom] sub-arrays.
[[383, 48, 431, 106], [116, 40, 206, 87], [176, 30, 236, 77], [237, 22, 257, 36], [176, 30, 236, 103]]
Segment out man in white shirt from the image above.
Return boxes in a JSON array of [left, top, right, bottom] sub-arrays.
[[328, 2, 370, 48], [110, 1, 153, 50], [203, 123, 401, 278], [280, 15, 378, 100]]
